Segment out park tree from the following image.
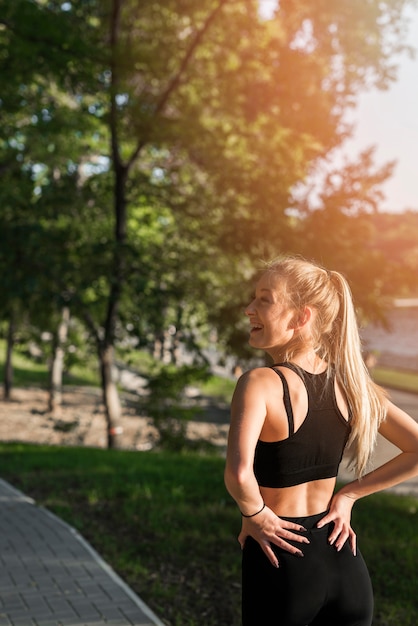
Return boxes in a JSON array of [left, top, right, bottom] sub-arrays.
[[292, 148, 398, 319], [0, 151, 43, 399], [1, 0, 416, 444], [0, 0, 104, 402], [366, 209, 418, 299]]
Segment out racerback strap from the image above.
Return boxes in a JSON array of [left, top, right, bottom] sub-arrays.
[[271, 367, 294, 436]]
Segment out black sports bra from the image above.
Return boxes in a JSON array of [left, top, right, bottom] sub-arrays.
[[253, 363, 351, 488]]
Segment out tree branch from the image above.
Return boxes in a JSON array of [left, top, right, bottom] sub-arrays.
[[126, 0, 228, 172], [155, 0, 228, 117], [126, 140, 147, 172]]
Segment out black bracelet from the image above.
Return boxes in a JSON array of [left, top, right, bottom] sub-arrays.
[[240, 502, 266, 518]]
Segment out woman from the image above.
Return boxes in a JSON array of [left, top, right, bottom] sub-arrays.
[[224, 256, 418, 626]]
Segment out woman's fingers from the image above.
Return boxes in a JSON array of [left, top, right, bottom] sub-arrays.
[[283, 521, 308, 533], [261, 541, 280, 568], [328, 522, 357, 554], [349, 531, 357, 556], [238, 513, 310, 564], [328, 520, 346, 547], [277, 538, 305, 557], [279, 521, 310, 542], [262, 536, 304, 564]]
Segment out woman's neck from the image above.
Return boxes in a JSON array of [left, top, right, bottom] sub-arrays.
[[269, 349, 327, 374]]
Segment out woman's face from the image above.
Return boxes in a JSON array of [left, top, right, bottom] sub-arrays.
[[245, 273, 296, 358]]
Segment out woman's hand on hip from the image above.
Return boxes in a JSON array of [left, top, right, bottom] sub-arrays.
[[238, 506, 309, 568], [316, 492, 357, 555]]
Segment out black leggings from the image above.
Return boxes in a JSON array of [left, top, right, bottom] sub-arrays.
[[242, 512, 373, 626]]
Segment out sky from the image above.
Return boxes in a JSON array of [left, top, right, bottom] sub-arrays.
[[346, 6, 418, 212], [259, 1, 418, 213]]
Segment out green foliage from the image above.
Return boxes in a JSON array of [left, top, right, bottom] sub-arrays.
[[143, 363, 211, 451], [197, 374, 236, 404], [366, 210, 418, 297], [0, 0, 416, 393]]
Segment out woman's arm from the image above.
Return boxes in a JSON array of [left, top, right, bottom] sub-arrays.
[[224, 368, 309, 567], [340, 398, 418, 496], [318, 398, 418, 551], [224, 370, 267, 514]]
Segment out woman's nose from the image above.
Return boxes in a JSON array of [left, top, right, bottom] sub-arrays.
[[245, 300, 255, 316]]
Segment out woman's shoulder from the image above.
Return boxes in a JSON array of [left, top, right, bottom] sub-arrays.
[[235, 366, 284, 393], [232, 366, 284, 412], [238, 365, 278, 380]]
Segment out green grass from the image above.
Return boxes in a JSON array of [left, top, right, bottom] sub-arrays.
[[0, 443, 417, 626], [0, 444, 237, 626], [0, 339, 100, 388], [372, 367, 418, 394], [196, 375, 236, 403], [354, 492, 418, 625]]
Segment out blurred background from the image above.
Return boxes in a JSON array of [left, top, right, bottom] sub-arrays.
[[0, 0, 417, 450]]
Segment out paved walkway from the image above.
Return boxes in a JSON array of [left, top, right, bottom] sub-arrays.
[[0, 479, 165, 626]]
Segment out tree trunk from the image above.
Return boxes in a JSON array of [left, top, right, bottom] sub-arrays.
[[3, 314, 15, 401], [153, 335, 164, 361], [48, 306, 70, 414], [99, 342, 122, 449]]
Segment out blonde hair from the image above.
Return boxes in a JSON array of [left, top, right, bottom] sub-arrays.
[[264, 255, 387, 477]]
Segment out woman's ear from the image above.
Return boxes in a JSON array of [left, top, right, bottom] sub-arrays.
[[289, 306, 313, 330]]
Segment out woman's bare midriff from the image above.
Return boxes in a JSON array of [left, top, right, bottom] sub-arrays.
[[260, 476, 336, 517]]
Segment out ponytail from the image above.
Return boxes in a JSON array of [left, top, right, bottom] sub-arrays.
[[265, 256, 387, 477], [329, 271, 387, 476]]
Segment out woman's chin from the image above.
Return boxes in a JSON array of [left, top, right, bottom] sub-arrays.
[[248, 333, 264, 348]]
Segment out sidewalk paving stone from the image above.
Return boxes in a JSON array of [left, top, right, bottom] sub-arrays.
[[0, 479, 165, 626]]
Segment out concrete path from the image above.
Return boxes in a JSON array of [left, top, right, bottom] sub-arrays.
[[338, 387, 418, 496], [0, 479, 165, 626]]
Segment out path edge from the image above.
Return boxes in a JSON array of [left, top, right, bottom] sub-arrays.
[[0, 478, 166, 626]]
